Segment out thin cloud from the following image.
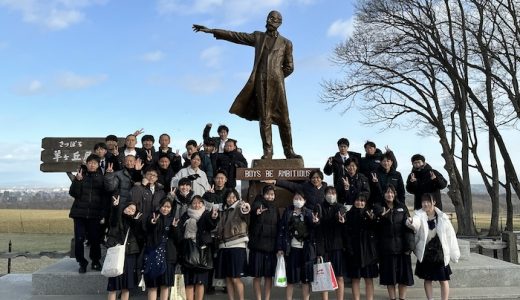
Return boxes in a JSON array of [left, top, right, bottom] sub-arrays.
[[327, 17, 355, 40], [181, 74, 222, 94], [200, 46, 222, 68], [141, 50, 165, 62], [13, 79, 45, 95], [55, 72, 107, 89], [0, 0, 107, 30]]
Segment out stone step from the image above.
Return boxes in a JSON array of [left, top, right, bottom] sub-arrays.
[[31, 252, 520, 296], [3, 273, 520, 300]]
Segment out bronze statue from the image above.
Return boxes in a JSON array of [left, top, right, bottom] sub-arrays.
[[193, 10, 301, 159]]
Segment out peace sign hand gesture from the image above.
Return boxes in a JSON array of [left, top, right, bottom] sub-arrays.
[[338, 211, 346, 223], [381, 207, 391, 216], [328, 157, 333, 166], [430, 171, 437, 180], [151, 213, 160, 224], [146, 149, 153, 162], [256, 204, 268, 215], [169, 187, 176, 196], [106, 162, 114, 173], [112, 195, 120, 206], [312, 211, 320, 223], [75, 168, 83, 181], [371, 172, 378, 183], [172, 218, 180, 227], [211, 207, 219, 219], [342, 177, 350, 190], [409, 173, 416, 182]]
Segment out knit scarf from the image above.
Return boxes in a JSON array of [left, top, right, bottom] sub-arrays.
[[184, 206, 205, 240]]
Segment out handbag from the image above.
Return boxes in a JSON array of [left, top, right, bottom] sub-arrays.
[[274, 255, 287, 287], [311, 257, 338, 292], [182, 239, 213, 270], [170, 272, 187, 300], [423, 234, 444, 265], [101, 229, 129, 277], [143, 237, 167, 279]]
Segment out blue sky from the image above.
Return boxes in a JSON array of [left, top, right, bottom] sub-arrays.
[[0, 0, 511, 188]]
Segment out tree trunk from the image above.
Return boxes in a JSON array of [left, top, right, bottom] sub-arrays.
[[505, 173, 514, 232]]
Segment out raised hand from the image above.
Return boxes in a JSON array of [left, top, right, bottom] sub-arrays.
[[328, 157, 333, 166], [175, 149, 180, 157], [142, 177, 149, 186], [208, 184, 215, 193], [100, 218, 105, 225], [211, 208, 219, 219], [430, 171, 437, 180], [75, 168, 83, 181], [366, 209, 375, 219], [112, 195, 120, 206], [133, 128, 144, 136], [371, 172, 378, 183], [193, 24, 212, 33], [409, 173, 416, 182], [256, 204, 268, 215], [342, 177, 350, 190], [197, 143, 203, 151], [134, 212, 143, 220], [240, 202, 251, 214], [106, 162, 114, 173], [172, 218, 180, 227], [385, 145, 392, 152], [146, 149, 153, 162], [206, 123, 212, 127], [382, 207, 391, 216], [312, 211, 320, 223], [338, 211, 346, 223], [151, 212, 160, 224], [113, 145, 119, 157], [135, 158, 143, 171]]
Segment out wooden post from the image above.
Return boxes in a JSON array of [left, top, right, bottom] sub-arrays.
[[7, 240, 12, 274], [502, 231, 518, 264]]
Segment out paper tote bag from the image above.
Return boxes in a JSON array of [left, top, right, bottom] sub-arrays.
[[311, 259, 338, 292], [101, 229, 129, 278], [274, 255, 287, 287]]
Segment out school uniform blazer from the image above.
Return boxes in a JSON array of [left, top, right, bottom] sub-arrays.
[[408, 208, 460, 266]]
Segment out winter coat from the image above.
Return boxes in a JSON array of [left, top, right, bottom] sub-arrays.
[[153, 147, 183, 175], [248, 196, 279, 252], [104, 168, 143, 203], [203, 188, 226, 205], [69, 171, 107, 220], [277, 205, 317, 259], [275, 180, 327, 211], [156, 166, 175, 193], [359, 149, 398, 177], [316, 201, 345, 255], [216, 150, 248, 188], [374, 201, 412, 255], [344, 207, 378, 268], [323, 151, 362, 203], [145, 213, 178, 264], [131, 183, 166, 223], [342, 172, 371, 205], [406, 163, 448, 210], [106, 205, 143, 255], [369, 166, 405, 206], [178, 210, 219, 247], [171, 167, 211, 197], [216, 200, 250, 246], [408, 208, 460, 266]]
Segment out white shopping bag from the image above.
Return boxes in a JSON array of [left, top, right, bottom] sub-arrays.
[[101, 230, 129, 278], [274, 255, 287, 287], [311, 258, 338, 292]]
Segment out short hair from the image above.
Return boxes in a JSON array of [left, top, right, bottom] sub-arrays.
[[204, 138, 216, 146], [105, 135, 118, 142], [93, 142, 107, 151], [178, 177, 192, 186], [215, 169, 228, 178], [345, 157, 359, 168], [145, 168, 158, 175], [262, 184, 275, 195], [159, 133, 170, 140], [411, 154, 426, 163], [324, 186, 336, 194], [141, 134, 155, 143], [190, 152, 202, 160], [356, 194, 368, 202], [217, 125, 229, 133], [191, 195, 204, 204], [186, 139, 197, 148], [86, 154, 100, 164], [381, 152, 395, 162], [364, 141, 376, 148], [421, 193, 435, 203], [159, 198, 173, 208], [385, 184, 397, 195], [224, 188, 240, 201], [337, 138, 350, 147], [309, 169, 324, 180], [225, 139, 237, 147]]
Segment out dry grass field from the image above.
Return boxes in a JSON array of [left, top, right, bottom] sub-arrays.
[[0, 209, 72, 234]]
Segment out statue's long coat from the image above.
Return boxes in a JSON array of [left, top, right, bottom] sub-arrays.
[[212, 29, 294, 126]]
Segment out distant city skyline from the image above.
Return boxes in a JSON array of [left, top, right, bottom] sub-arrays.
[[0, 0, 518, 188]]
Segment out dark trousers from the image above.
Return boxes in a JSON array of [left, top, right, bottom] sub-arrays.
[[73, 218, 101, 265]]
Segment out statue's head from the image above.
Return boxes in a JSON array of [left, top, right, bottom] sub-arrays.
[[266, 10, 282, 31]]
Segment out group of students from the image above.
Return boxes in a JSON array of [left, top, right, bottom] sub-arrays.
[[68, 127, 460, 300]]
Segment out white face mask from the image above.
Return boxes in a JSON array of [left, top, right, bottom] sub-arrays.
[[293, 200, 305, 209], [325, 194, 337, 204]]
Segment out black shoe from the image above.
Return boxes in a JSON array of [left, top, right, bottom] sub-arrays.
[[285, 151, 302, 159], [206, 286, 216, 295], [91, 261, 102, 271], [78, 262, 88, 273], [222, 287, 227, 294]]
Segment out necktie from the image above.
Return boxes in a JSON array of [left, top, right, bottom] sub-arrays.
[[100, 160, 105, 173]]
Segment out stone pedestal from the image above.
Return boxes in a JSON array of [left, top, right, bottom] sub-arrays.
[[458, 238, 471, 260], [502, 231, 518, 264], [241, 158, 305, 208]]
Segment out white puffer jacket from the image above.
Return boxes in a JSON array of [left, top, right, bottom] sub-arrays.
[[408, 208, 460, 266]]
